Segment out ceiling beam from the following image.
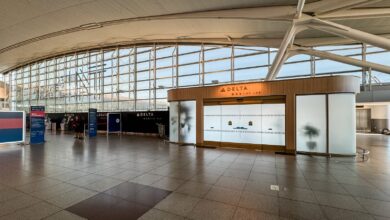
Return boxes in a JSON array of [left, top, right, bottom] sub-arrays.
[[265, 23, 307, 80], [318, 8, 390, 20], [295, 0, 306, 19], [307, 17, 390, 51], [293, 46, 390, 74], [304, 0, 382, 16]]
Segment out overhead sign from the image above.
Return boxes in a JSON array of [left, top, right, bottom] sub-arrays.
[[88, 108, 97, 137], [30, 106, 45, 144], [0, 111, 25, 144]]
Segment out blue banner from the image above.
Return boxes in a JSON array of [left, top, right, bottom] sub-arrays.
[[88, 108, 97, 137], [30, 106, 45, 144], [108, 113, 121, 133]]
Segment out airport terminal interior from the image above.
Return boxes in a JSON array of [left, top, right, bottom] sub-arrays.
[[0, 0, 390, 219]]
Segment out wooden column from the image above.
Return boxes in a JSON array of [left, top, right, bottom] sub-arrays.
[[285, 93, 296, 153], [196, 98, 203, 146]]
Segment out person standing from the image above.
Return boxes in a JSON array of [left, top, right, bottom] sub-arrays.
[[73, 115, 84, 139], [78, 116, 85, 139]]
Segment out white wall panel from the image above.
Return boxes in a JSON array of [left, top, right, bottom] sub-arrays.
[[328, 94, 356, 155]]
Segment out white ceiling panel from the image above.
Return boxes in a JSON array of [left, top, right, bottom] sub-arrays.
[[0, 0, 389, 73]]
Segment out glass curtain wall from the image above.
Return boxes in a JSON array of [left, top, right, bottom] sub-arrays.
[[2, 43, 388, 113]]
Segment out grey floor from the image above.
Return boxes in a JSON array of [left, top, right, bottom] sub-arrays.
[[0, 132, 389, 220]]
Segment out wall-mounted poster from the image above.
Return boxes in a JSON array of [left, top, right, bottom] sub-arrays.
[[30, 106, 45, 144], [179, 101, 196, 144], [296, 95, 327, 153], [169, 102, 179, 142]]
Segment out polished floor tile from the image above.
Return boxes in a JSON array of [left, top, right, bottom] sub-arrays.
[[238, 191, 279, 215], [187, 199, 236, 220], [0, 133, 389, 219], [321, 206, 375, 220], [154, 192, 200, 216], [232, 207, 280, 220], [205, 186, 242, 205], [279, 198, 326, 220], [138, 208, 185, 220], [314, 191, 366, 212], [66, 193, 150, 220]]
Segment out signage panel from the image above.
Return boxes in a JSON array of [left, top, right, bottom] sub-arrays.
[[30, 106, 45, 144], [0, 111, 25, 144], [107, 113, 121, 133], [88, 108, 97, 137]]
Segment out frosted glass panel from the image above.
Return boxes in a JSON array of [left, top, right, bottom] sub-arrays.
[[221, 115, 241, 143], [179, 101, 196, 144], [169, 102, 179, 142], [204, 106, 221, 142], [329, 94, 356, 155], [242, 104, 262, 115], [203, 103, 284, 146], [221, 105, 241, 143], [240, 116, 262, 144], [261, 104, 285, 146], [262, 103, 285, 115], [221, 105, 239, 115], [296, 95, 327, 153], [204, 105, 221, 115]]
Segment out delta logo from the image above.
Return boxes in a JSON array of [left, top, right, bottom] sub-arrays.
[[220, 85, 248, 93]]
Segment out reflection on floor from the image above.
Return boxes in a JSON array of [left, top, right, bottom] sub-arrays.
[[0, 133, 389, 219]]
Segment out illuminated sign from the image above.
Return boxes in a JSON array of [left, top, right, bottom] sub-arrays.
[[219, 85, 262, 96]]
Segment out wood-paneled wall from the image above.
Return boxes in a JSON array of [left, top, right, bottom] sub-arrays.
[[168, 76, 360, 152]]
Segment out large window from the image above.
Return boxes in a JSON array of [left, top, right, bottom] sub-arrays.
[[2, 43, 385, 113]]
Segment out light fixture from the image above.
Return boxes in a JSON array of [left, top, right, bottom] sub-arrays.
[[79, 23, 103, 30]]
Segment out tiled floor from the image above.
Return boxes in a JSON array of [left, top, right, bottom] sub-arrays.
[[0, 132, 389, 219]]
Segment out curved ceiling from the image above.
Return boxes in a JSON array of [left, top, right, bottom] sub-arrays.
[[0, 0, 389, 74]]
